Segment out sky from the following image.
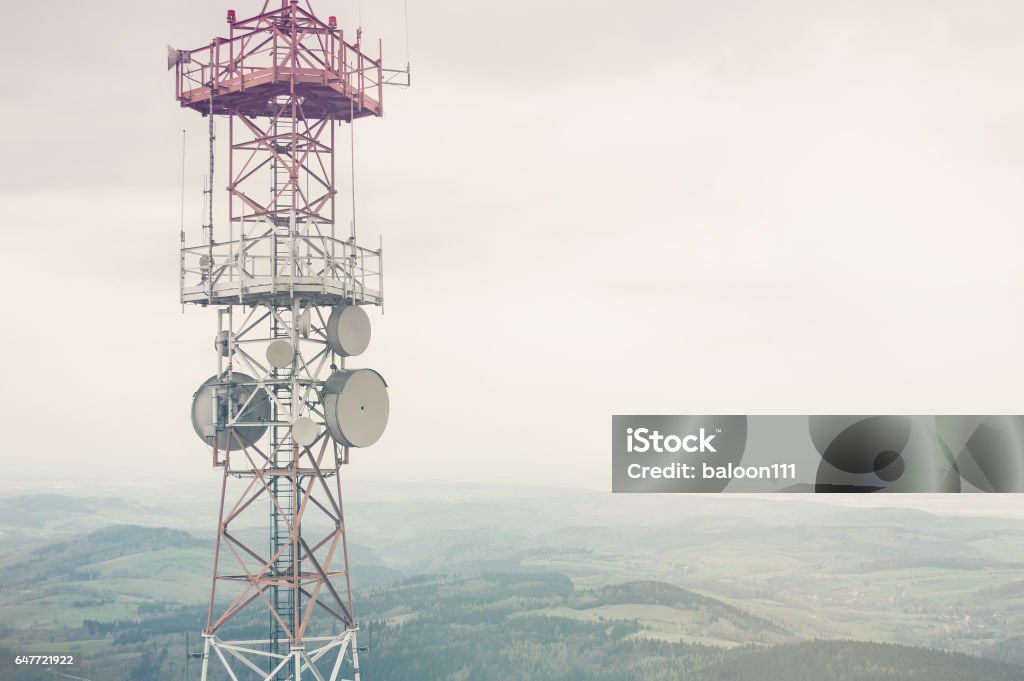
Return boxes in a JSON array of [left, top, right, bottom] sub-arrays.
[[4, 0, 1024, 499]]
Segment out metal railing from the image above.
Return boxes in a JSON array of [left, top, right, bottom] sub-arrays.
[[175, 11, 384, 117], [181, 231, 383, 305]]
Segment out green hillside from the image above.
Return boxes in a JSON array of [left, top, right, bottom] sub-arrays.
[[3, 488, 1024, 680]]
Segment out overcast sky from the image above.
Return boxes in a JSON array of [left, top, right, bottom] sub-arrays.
[[4, 0, 1024, 500]]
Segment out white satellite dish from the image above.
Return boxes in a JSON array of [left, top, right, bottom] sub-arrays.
[[326, 305, 370, 357], [191, 373, 270, 450], [292, 417, 320, 447], [266, 339, 295, 369], [322, 369, 389, 447]]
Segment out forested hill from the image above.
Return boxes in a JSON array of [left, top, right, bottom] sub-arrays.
[[359, 574, 1022, 681], [567, 580, 791, 637], [0, 525, 203, 587], [0, 557, 1021, 680], [689, 640, 1024, 681]]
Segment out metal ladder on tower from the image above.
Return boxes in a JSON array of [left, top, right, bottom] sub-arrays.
[[269, 335, 297, 677], [269, 118, 299, 286], [270, 463, 294, 669]]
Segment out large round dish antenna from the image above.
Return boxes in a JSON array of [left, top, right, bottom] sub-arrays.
[[191, 372, 271, 450], [326, 305, 371, 357], [322, 369, 389, 447]]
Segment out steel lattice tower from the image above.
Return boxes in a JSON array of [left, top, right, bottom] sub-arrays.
[[170, 3, 403, 679]]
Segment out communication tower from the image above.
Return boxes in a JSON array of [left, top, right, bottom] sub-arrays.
[[169, 3, 406, 679]]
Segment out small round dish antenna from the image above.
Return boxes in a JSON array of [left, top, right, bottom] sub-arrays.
[[326, 305, 371, 357], [266, 339, 295, 369], [292, 417, 320, 447], [322, 369, 389, 447], [191, 372, 270, 449]]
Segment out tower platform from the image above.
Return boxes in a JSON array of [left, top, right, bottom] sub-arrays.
[[174, 3, 384, 120], [180, 234, 383, 307], [178, 65, 382, 120]]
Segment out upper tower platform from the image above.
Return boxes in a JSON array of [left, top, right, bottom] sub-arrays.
[[174, 1, 383, 120], [173, 1, 390, 308]]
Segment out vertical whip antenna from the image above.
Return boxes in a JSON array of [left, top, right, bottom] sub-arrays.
[[404, 0, 411, 69], [180, 129, 187, 239], [180, 128, 187, 313], [350, 97, 357, 241], [206, 87, 215, 248]]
